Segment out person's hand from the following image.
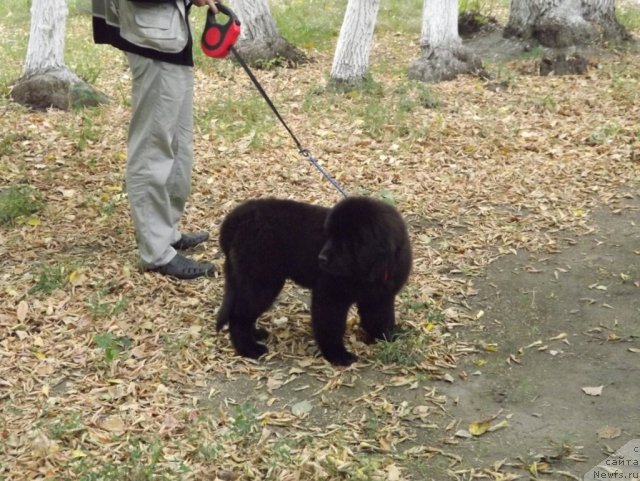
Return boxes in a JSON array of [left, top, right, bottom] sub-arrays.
[[192, 0, 219, 13]]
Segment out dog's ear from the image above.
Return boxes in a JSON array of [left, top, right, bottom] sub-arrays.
[[357, 238, 395, 283], [365, 256, 390, 283]]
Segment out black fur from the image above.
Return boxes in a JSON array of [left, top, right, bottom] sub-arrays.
[[216, 196, 412, 366]]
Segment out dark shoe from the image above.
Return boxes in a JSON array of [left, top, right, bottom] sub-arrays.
[[148, 253, 215, 280], [171, 231, 209, 250]]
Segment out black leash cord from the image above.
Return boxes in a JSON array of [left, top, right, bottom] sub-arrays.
[[230, 46, 348, 198]]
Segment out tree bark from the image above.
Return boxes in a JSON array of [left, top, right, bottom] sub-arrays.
[[11, 0, 107, 110], [408, 0, 482, 83], [232, 0, 308, 68], [504, 0, 629, 48], [329, 0, 380, 89]]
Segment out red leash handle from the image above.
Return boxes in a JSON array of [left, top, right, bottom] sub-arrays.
[[201, 3, 241, 58]]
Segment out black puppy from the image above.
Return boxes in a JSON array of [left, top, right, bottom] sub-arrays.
[[216, 196, 412, 365]]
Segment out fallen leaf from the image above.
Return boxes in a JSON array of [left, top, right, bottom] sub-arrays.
[[469, 419, 491, 436], [16, 301, 28, 322], [597, 425, 621, 439], [487, 420, 509, 432], [68, 270, 86, 286], [582, 385, 604, 396], [70, 449, 87, 458], [387, 464, 402, 481], [482, 342, 498, 352], [291, 400, 313, 417], [548, 332, 567, 341], [99, 415, 126, 432], [188, 325, 202, 338]]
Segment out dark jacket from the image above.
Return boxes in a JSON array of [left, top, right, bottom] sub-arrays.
[[92, 0, 195, 66]]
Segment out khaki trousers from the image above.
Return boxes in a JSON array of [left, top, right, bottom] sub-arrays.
[[126, 52, 194, 267]]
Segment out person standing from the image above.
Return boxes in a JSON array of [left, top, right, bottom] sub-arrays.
[[91, 0, 218, 279]]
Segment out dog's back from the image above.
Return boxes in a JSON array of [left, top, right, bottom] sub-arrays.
[[219, 198, 329, 287]]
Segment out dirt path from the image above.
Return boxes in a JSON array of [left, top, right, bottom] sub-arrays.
[[437, 196, 640, 478], [200, 196, 639, 481]]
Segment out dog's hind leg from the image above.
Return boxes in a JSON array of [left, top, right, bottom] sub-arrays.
[[227, 278, 285, 360], [217, 261, 269, 337]]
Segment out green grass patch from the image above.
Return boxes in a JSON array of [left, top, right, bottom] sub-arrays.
[[377, 0, 424, 35], [0, 2, 31, 94], [67, 436, 185, 481], [229, 402, 261, 441], [196, 94, 274, 149], [302, 78, 438, 143], [617, 5, 640, 32], [324, 453, 383, 480], [93, 332, 133, 363], [48, 412, 86, 441], [345, 80, 438, 140], [272, 0, 344, 51], [87, 295, 128, 319], [28, 262, 82, 295], [407, 301, 446, 324], [58, 112, 102, 150], [0, 184, 44, 225], [373, 328, 433, 366], [459, 0, 506, 16], [0, 0, 31, 19], [519, 46, 546, 59], [527, 94, 559, 114], [587, 121, 623, 146], [65, 14, 105, 84]]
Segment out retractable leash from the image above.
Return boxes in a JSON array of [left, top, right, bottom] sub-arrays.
[[201, 4, 348, 198]]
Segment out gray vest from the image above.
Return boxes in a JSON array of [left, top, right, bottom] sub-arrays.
[[91, 0, 188, 54]]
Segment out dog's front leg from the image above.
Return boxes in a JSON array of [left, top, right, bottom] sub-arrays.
[[357, 296, 396, 344], [311, 281, 356, 366]]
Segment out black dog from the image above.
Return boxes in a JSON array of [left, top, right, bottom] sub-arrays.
[[216, 196, 412, 365]]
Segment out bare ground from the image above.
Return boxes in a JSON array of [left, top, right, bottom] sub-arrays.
[[434, 194, 640, 478], [201, 192, 640, 480]]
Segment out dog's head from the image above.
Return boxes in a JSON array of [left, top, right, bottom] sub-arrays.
[[318, 197, 406, 283]]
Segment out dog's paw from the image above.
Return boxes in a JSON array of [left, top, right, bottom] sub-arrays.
[[237, 342, 268, 360], [324, 349, 357, 366]]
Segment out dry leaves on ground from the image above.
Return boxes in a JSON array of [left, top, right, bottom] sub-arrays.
[[1, 14, 639, 481]]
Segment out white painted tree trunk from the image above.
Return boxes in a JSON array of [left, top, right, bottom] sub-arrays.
[[505, 0, 626, 47], [13, 0, 106, 109], [408, 0, 481, 83], [23, 0, 78, 82], [232, 0, 307, 66], [330, 0, 380, 84], [419, 0, 461, 51], [233, 0, 280, 42]]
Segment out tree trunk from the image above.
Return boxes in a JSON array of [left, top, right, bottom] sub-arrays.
[[11, 0, 107, 110], [504, 0, 629, 48], [408, 0, 482, 83], [232, 0, 308, 67], [329, 0, 380, 89]]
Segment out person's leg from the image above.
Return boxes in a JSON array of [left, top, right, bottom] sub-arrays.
[[125, 53, 213, 278], [166, 62, 194, 245], [126, 53, 187, 267]]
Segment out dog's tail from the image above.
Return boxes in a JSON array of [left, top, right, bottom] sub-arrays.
[[216, 289, 232, 330]]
